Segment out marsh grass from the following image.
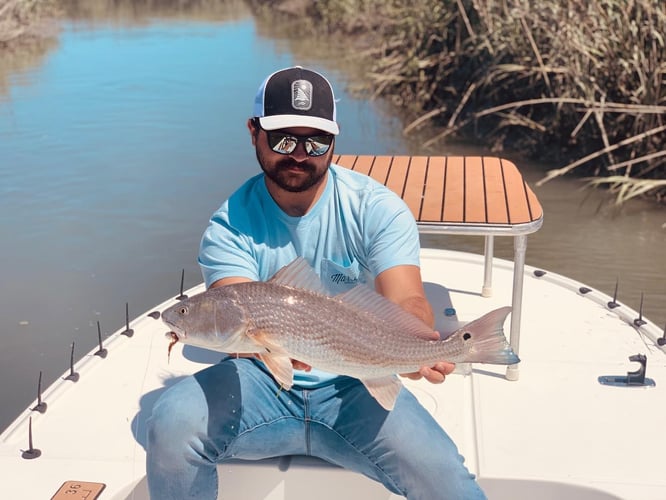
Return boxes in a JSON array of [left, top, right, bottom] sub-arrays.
[[249, 0, 666, 204], [6, 0, 665, 203], [0, 0, 60, 45], [584, 176, 666, 205]]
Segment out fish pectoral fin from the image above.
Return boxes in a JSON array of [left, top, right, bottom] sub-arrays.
[[246, 329, 288, 354], [359, 375, 403, 411], [247, 330, 295, 390], [258, 353, 294, 390]]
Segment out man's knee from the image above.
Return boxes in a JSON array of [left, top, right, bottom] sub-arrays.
[[147, 376, 208, 452]]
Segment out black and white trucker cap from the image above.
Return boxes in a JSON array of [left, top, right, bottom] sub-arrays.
[[253, 66, 340, 135]]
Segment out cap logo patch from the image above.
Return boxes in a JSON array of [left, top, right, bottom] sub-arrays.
[[291, 79, 313, 111]]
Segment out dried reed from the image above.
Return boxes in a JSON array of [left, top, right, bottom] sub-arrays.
[[0, 0, 59, 44], [250, 0, 666, 204]]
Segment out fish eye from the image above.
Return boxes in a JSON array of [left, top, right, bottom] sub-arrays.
[[178, 306, 189, 315], [462, 332, 472, 341]]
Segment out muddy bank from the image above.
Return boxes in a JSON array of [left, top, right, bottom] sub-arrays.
[[0, 0, 60, 46]]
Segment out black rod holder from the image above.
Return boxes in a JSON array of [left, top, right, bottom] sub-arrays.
[[94, 321, 108, 358], [21, 417, 41, 459], [607, 279, 620, 309], [121, 302, 134, 337], [31, 371, 47, 414], [64, 342, 79, 382], [176, 269, 188, 301], [633, 292, 647, 327]]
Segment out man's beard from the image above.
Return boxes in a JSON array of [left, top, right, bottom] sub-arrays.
[[257, 150, 329, 193]]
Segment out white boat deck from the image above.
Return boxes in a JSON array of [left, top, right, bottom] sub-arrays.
[[1, 248, 664, 499]]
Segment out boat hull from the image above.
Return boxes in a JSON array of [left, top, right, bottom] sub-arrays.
[[1, 248, 664, 499]]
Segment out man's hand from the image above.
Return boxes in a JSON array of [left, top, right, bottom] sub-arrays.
[[398, 331, 456, 384], [401, 362, 455, 383], [375, 265, 456, 384]]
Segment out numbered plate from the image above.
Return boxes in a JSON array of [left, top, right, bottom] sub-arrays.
[[51, 481, 106, 500]]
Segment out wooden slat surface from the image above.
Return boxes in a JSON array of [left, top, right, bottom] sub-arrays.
[[483, 157, 510, 224], [420, 156, 446, 222], [442, 157, 465, 223], [332, 155, 543, 230], [401, 156, 427, 216], [464, 157, 486, 223]]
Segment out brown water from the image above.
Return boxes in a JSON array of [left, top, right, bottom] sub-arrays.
[[0, 2, 664, 433]]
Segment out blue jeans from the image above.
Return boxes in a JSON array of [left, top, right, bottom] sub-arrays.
[[146, 357, 486, 499]]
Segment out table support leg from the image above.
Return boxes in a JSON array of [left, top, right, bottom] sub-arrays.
[[506, 234, 527, 381], [482, 235, 494, 297]]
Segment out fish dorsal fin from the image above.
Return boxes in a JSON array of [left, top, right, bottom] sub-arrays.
[[337, 285, 437, 341], [269, 257, 328, 295], [360, 375, 403, 411]]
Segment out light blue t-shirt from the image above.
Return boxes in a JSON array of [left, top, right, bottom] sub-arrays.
[[198, 163, 421, 386]]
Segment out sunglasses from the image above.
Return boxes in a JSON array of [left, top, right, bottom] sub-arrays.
[[254, 120, 334, 157]]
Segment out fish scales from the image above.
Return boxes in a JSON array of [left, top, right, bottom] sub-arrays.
[[188, 281, 494, 377], [162, 257, 519, 410], [230, 282, 404, 373]]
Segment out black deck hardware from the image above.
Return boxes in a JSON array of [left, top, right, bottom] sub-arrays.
[[148, 311, 161, 320], [633, 293, 647, 327], [121, 302, 134, 337], [598, 354, 656, 388], [176, 269, 188, 301], [607, 279, 621, 309], [579, 287, 593, 294], [533, 270, 546, 277], [658, 323, 666, 347], [626, 354, 648, 385], [64, 342, 79, 382], [21, 417, 41, 459], [31, 371, 47, 414], [94, 321, 108, 358]]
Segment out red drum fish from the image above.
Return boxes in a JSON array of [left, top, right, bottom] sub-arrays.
[[162, 258, 518, 410]]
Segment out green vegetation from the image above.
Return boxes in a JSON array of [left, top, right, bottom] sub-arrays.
[[248, 0, 666, 204]]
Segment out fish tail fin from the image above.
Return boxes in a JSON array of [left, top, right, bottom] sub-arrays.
[[462, 306, 520, 365]]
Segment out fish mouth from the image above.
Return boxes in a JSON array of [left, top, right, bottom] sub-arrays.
[[162, 313, 185, 340]]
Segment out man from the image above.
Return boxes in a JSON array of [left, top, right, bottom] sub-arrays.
[[146, 66, 486, 499]]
